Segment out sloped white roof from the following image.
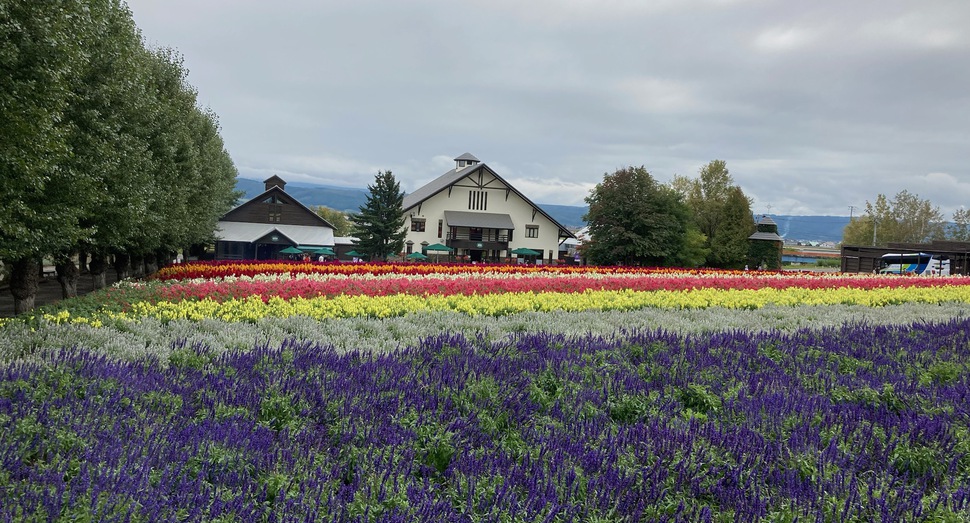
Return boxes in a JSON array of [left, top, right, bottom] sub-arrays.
[[215, 221, 335, 246]]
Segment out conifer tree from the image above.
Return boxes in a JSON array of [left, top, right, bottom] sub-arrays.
[[350, 171, 407, 261]]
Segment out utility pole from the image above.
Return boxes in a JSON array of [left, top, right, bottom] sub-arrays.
[[849, 205, 856, 220]]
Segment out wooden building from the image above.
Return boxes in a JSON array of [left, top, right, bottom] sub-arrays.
[[214, 176, 335, 260], [841, 241, 970, 275], [748, 215, 784, 269]]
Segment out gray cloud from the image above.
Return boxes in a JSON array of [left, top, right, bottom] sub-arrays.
[[127, 0, 970, 215]]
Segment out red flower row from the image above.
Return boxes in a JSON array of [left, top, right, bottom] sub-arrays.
[[143, 272, 970, 303]]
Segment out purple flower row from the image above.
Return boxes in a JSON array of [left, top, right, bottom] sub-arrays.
[[1, 319, 969, 521]]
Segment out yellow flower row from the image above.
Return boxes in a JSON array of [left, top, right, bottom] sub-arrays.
[[39, 285, 970, 326]]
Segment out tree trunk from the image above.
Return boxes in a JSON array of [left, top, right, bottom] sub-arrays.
[[78, 250, 88, 273], [10, 258, 40, 315], [114, 253, 131, 281], [145, 253, 159, 277], [131, 254, 145, 278], [55, 258, 80, 299], [89, 253, 108, 289]]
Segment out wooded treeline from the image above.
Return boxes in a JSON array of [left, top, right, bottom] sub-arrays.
[[1, 0, 239, 314], [583, 161, 759, 268]]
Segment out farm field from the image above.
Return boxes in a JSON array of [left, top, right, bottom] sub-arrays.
[[1, 261, 969, 522]]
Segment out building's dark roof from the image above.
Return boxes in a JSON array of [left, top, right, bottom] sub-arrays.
[[402, 161, 575, 240], [454, 152, 480, 162], [402, 167, 467, 210], [756, 215, 777, 226], [749, 231, 784, 241]]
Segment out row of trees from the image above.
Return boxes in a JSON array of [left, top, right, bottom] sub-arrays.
[[1, 0, 239, 313], [583, 161, 756, 268], [842, 190, 970, 246]]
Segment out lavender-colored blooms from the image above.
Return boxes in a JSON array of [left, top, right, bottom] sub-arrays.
[[1, 320, 969, 521]]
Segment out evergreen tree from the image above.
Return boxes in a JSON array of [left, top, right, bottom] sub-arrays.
[[350, 171, 407, 261]]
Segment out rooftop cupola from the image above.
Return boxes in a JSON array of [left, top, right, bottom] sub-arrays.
[[264, 175, 287, 192], [454, 152, 480, 171]]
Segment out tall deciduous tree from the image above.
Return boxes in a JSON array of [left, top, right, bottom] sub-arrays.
[[314, 206, 351, 237], [583, 166, 690, 266], [1, 0, 239, 311], [674, 160, 754, 268], [0, 0, 96, 313], [350, 171, 407, 261], [950, 208, 970, 242], [842, 190, 945, 246]]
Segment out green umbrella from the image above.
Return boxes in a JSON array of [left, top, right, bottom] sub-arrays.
[[510, 247, 541, 256], [406, 252, 428, 260], [424, 243, 453, 262], [425, 243, 453, 252], [313, 247, 335, 255], [279, 246, 303, 254], [345, 250, 362, 257]]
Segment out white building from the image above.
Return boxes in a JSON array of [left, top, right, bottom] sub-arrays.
[[402, 153, 576, 263]]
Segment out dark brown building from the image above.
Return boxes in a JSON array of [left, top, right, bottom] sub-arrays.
[[841, 241, 970, 275], [214, 176, 335, 260]]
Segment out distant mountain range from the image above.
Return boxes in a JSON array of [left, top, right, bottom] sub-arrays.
[[235, 178, 850, 243]]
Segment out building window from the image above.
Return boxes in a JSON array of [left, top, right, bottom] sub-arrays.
[[411, 218, 426, 232], [526, 225, 539, 238], [269, 209, 281, 222], [437, 219, 443, 238], [468, 190, 487, 210]]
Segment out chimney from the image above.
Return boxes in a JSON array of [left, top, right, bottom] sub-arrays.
[[454, 152, 480, 171], [263, 175, 286, 192]]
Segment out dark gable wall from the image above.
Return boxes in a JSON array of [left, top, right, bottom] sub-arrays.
[[221, 189, 325, 227]]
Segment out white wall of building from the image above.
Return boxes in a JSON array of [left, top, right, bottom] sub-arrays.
[[403, 170, 565, 261]]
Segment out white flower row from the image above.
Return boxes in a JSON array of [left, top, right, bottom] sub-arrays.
[[2, 302, 966, 365]]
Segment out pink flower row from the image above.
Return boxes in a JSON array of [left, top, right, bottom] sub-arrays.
[[145, 273, 970, 303]]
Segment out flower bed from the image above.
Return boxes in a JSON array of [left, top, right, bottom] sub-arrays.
[[1, 321, 968, 521], [22, 264, 970, 326], [2, 262, 969, 521]]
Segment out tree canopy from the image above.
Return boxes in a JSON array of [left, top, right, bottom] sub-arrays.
[[842, 190, 946, 246], [950, 208, 970, 242], [673, 160, 754, 268], [314, 206, 352, 237], [583, 166, 690, 266], [0, 0, 238, 312], [350, 171, 407, 261]]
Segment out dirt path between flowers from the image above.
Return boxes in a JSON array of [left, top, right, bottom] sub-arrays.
[[0, 270, 119, 318]]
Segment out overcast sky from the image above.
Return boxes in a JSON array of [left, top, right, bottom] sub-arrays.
[[125, 0, 969, 217]]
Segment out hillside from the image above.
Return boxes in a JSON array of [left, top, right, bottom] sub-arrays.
[[235, 178, 850, 242]]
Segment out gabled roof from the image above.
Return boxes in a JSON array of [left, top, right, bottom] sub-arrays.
[[215, 222, 335, 247], [222, 185, 335, 229], [403, 162, 576, 239]]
